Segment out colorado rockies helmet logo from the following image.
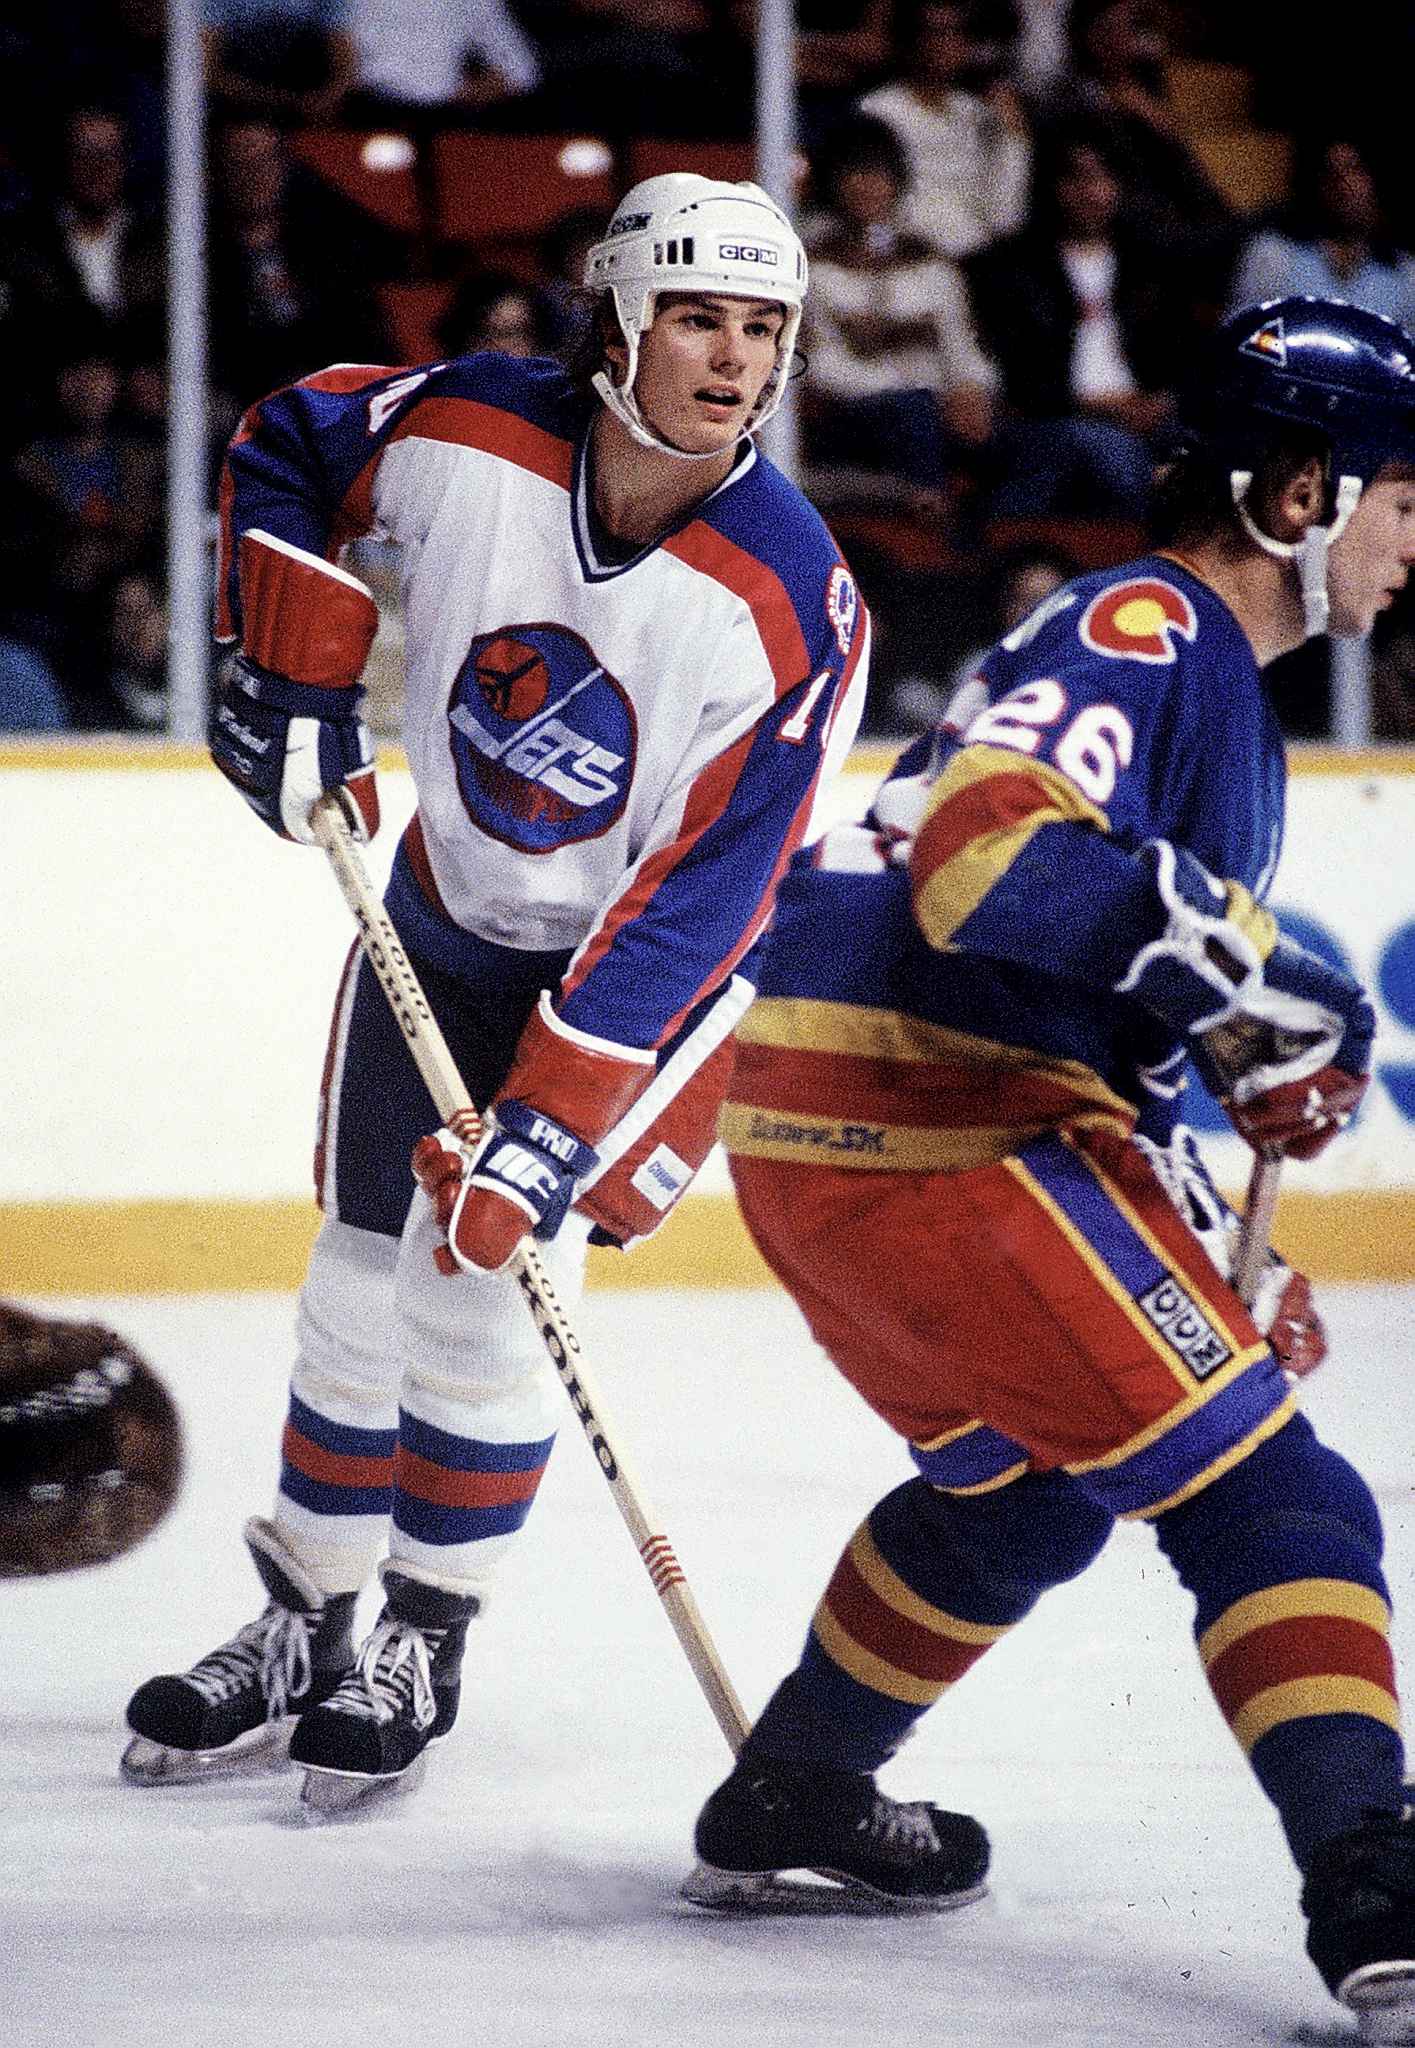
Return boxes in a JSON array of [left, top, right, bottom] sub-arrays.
[[448, 623, 637, 851]]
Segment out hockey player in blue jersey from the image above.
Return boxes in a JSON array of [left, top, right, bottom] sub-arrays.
[[685, 298, 1415, 2036], [120, 172, 868, 1809]]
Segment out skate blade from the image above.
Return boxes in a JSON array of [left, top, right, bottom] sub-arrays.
[[119, 1722, 294, 1785], [296, 1750, 429, 1822], [1341, 1960, 1415, 2044], [678, 1859, 987, 1918]]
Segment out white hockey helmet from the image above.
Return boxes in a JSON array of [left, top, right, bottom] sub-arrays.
[[583, 172, 808, 458]]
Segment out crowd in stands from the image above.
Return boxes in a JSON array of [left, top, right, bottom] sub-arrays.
[[3, 0, 1415, 739]]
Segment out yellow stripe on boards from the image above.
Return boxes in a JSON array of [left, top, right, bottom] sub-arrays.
[[3, 1195, 775, 1294], [4, 1188, 1415, 1294]]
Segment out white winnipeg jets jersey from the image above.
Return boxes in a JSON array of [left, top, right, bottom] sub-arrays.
[[217, 351, 869, 1051]]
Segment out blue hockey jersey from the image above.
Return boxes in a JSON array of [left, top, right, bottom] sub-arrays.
[[723, 555, 1287, 1170]]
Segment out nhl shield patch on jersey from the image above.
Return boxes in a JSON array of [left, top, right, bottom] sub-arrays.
[[447, 624, 635, 851], [1136, 1275, 1232, 1378]]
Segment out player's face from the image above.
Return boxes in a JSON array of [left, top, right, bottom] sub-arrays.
[[1326, 471, 1415, 636], [631, 293, 786, 454]]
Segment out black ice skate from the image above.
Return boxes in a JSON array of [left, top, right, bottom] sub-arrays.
[[121, 1516, 356, 1783], [1304, 1809, 1415, 2044], [681, 1753, 989, 1916], [290, 1563, 479, 1815]]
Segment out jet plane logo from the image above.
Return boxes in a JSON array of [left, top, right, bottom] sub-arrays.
[[448, 623, 636, 851]]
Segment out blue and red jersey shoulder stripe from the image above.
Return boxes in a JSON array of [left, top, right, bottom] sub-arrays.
[[217, 354, 589, 638]]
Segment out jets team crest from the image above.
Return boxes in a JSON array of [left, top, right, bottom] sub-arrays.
[[447, 624, 636, 852], [1080, 578, 1197, 665]]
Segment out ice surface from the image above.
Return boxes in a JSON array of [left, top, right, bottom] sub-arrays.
[[7, 1285, 1415, 2047]]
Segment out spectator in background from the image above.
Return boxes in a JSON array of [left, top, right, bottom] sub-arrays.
[[724, 0, 895, 153], [12, 351, 158, 587], [537, 208, 608, 350], [1226, 136, 1415, 334], [514, 1, 737, 139], [104, 570, 169, 732], [54, 1, 170, 213], [915, 535, 1079, 726], [2, 348, 163, 728], [203, 0, 357, 127], [967, 124, 1195, 518], [342, 0, 541, 134], [435, 267, 558, 359], [207, 116, 395, 406], [16, 107, 162, 341], [1036, 0, 1235, 301], [857, 1, 1033, 260], [0, 636, 71, 732], [800, 115, 998, 516]]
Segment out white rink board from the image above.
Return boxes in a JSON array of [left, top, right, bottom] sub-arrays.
[[5, 748, 1415, 1202]]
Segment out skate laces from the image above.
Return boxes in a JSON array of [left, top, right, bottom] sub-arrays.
[[858, 1794, 941, 1856], [185, 1602, 314, 1719], [325, 1616, 439, 1729]]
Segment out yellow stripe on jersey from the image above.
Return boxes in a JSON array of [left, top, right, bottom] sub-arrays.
[[736, 998, 1122, 1088], [719, 1102, 1131, 1171], [911, 747, 1110, 951]]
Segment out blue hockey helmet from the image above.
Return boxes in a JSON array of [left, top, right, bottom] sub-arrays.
[[1176, 296, 1415, 633], [1179, 295, 1415, 485]]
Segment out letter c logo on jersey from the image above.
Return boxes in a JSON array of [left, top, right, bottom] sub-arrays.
[[447, 624, 636, 852], [1080, 578, 1197, 666]]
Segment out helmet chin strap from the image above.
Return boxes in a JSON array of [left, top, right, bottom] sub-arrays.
[[1230, 469, 1364, 638], [592, 287, 792, 461], [590, 366, 733, 463]]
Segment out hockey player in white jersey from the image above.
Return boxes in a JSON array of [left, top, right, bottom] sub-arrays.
[[121, 173, 869, 1808]]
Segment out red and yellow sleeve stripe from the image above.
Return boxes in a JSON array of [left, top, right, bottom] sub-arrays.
[[910, 747, 1110, 950]]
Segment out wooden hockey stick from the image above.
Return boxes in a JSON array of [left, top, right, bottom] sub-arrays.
[[309, 796, 750, 1753], [1233, 1151, 1283, 1307]]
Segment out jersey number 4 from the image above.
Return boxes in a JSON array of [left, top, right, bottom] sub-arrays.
[[966, 680, 1134, 806]]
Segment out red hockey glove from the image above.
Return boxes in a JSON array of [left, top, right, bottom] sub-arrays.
[[1226, 1068, 1369, 1162], [1204, 938, 1374, 1162], [1252, 1266, 1327, 1378], [412, 1108, 600, 1275], [412, 995, 654, 1275], [211, 530, 380, 844]]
